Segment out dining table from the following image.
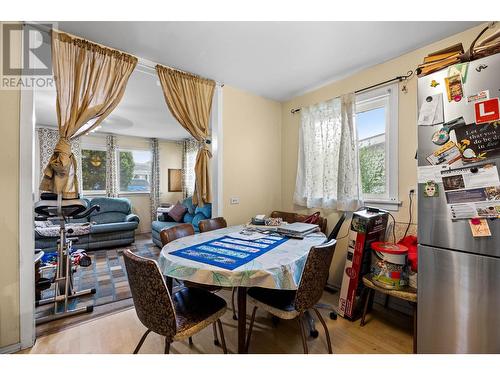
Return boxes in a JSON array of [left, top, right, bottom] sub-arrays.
[[158, 224, 326, 353]]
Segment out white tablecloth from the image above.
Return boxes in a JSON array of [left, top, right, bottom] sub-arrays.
[[158, 225, 326, 290]]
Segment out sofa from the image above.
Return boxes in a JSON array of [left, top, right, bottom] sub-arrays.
[[35, 197, 140, 251], [152, 196, 212, 248]]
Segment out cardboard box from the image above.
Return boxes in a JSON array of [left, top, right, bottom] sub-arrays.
[[338, 209, 388, 320]]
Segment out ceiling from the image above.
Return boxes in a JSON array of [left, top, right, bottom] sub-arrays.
[[35, 68, 190, 140], [57, 21, 480, 101], [36, 21, 480, 139]]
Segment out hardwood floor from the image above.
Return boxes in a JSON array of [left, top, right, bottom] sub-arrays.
[[21, 289, 413, 354]]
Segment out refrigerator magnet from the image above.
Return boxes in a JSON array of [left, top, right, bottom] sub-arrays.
[[445, 74, 463, 102], [469, 218, 492, 237], [426, 140, 462, 165], [474, 98, 500, 124], [423, 181, 439, 197], [448, 63, 469, 84], [466, 90, 489, 105], [431, 117, 466, 145], [430, 79, 440, 88]]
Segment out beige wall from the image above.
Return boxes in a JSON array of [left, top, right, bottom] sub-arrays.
[[0, 22, 21, 348], [222, 85, 282, 225], [281, 23, 487, 287]]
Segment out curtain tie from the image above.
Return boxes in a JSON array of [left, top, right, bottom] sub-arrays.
[[48, 138, 73, 176]]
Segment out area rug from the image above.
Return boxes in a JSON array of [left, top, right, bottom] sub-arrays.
[[35, 240, 161, 335]]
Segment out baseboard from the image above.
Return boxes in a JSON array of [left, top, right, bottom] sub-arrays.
[[0, 342, 21, 354]]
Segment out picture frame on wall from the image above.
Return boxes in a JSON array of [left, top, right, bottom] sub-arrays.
[[168, 169, 182, 192]]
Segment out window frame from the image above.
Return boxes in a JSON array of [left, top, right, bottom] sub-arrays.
[[355, 82, 400, 210], [117, 147, 153, 195], [81, 144, 107, 196]]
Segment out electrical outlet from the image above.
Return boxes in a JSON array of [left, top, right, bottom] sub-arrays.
[[408, 186, 416, 195], [230, 197, 240, 205]]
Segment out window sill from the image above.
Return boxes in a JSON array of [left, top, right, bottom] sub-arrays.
[[118, 192, 151, 196], [364, 199, 401, 212], [82, 191, 106, 197]]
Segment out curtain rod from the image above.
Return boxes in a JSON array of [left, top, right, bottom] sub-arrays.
[[24, 22, 224, 88], [290, 70, 414, 114]]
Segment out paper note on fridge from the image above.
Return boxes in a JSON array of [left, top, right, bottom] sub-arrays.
[[417, 165, 450, 183], [469, 218, 492, 237], [418, 94, 444, 126], [441, 163, 500, 219]]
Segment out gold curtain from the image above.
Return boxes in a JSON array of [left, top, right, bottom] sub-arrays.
[[156, 65, 215, 205], [40, 30, 137, 198]]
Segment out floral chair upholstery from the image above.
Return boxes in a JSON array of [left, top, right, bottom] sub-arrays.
[[246, 239, 337, 354], [123, 250, 228, 354]]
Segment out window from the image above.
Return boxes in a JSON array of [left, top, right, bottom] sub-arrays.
[[183, 139, 198, 197], [82, 148, 107, 193], [355, 83, 398, 206], [118, 149, 152, 193]]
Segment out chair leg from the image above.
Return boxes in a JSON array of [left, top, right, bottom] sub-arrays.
[[360, 289, 374, 327], [133, 329, 151, 354], [134, 329, 151, 354], [297, 314, 309, 354], [164, 337, 170, 354], [212, 323, 220, 346], [216, 319, 228, 354], [231, 288, 237, 320], [313, 308, 333, 354], [245, 306, 258, 352]]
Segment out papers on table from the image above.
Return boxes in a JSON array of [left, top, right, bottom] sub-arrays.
[[227, 231, 268, 241]]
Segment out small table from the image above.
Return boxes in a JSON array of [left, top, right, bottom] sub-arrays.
[[360, 274, 417, 354], [158, 225, 326, 353]]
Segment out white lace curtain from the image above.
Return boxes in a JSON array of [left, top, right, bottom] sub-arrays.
[[38, 128, 82, 194], [105, 134, 118, 197], [182, 138, 198, 198], [294, 93, 363, 211], [150, 138, 161, 221]]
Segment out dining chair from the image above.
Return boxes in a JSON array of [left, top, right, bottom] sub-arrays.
[[269, 210, 332, 337], [270, 210, 328, 235], [198, 217, 228, 233], [198, 217, 238, 321], [245, 239, 337, 354], [122, 250, 228, 354], [314, 212, 348, 320], [160, 223, 222, 346], [160, 223, 195, 245]]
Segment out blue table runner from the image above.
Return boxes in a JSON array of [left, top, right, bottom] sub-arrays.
[[170, 234, 289, 270]]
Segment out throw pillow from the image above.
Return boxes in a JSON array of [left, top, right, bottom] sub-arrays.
[[183, 212, 195, 224], [182, 197, 196, 215], [162, 213, 175, 222], [194, 203, 212, 219], [191, 212, 208, 232], [168, 202, 187, 222]]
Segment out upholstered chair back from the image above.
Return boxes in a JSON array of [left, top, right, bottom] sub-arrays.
[[160, 223, 195, 246], [270, 210, 328, 235], [123, 250, 177, 339], [294, 239, 337, 312], [198, 217, 228, 233]]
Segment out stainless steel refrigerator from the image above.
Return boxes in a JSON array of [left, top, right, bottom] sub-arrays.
[[417, 53, 500, 353]]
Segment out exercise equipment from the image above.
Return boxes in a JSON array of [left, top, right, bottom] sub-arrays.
[[34, 193, 100, 325]]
